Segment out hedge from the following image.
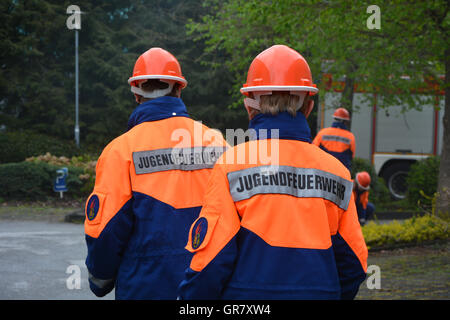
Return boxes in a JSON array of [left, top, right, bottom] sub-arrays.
[[362, 214, 449, 250], [0, 130, 101, 164], [0, 130, 82, 164], [406, 156, 440, 209], [0, 160, 91, 201]]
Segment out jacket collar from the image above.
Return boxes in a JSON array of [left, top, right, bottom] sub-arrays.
[[332, 121, 348, 130], [248, 111, 312, 143], [127, 96, 189, 131]]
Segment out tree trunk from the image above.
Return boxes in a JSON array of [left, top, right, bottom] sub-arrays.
[[342, 76, 355, 110], [435, 48, 450, 217], [341, 76, 355, 130]]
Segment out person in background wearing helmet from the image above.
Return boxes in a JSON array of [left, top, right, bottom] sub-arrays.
[[177, 45, 368, 300], [313, 108, 356, 171], [353, 171, 375, 226], [84, 47, 228, 299]]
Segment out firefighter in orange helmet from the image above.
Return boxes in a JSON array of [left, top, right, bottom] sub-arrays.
[[313, 107, 356, 171], [353, 171, 375, 226], [84, 48, 228, 299], [178, 45, 367, 300]]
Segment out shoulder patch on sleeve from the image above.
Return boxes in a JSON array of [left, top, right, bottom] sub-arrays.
[[192, 217, 208, 250], [85, 193, 106, 225], [186, 214, 219, 253]]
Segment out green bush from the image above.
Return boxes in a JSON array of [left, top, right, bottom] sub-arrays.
[[26, 153, 97, 195], [351, 157, 391, 210], [362, 214, 449, 250], [0, 130, 86, 164], [0, 161, 89, 201], [406, 156, 440, 209]]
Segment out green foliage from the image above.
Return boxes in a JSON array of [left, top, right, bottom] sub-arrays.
[[406, 156, 440, 209], [0, 161, 88, 201], [351, 157, 391, 210], [25, 152, 97, 196], [188, 0, 447, 111], [362, 215, 450, 250], [0, 130, 81, 164], [0, 0, 242, 152]]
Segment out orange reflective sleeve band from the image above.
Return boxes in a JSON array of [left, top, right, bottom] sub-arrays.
[[188, 165, 241, 272]]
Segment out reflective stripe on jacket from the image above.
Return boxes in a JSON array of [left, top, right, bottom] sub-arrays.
[[178, 112, 368, 300], [312, 122, 356, 170], [84, 96, 228, 299]]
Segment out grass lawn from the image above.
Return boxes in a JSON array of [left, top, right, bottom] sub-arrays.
[[356, 240, 449, 300]]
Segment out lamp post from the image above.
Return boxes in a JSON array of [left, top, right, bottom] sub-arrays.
[[74, 28, 79, 147], [66, 5, 82, 148]]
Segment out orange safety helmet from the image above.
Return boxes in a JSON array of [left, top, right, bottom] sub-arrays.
[[128, 48, 187, 100], [241, 45, 318, 96], [240, 45, 318, 115], [355, 171, 371, 190], [333, 108, 350, 121]]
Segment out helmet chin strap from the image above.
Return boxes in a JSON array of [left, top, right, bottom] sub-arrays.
[[244, 91, 307, 112], [243, 97, 261, 111], [131, 80, 175, 99]]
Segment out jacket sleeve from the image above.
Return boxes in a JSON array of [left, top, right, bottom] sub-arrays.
[[361, 191, 369, 209], [332, 192, 368, 299], [312, 130, 322, 146], [350, 135, 356, 158], [177, 164, 240, 300], [84, 141, 134, 297]]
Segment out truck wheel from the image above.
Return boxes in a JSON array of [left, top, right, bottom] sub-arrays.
[[381, 162, 412, 200]]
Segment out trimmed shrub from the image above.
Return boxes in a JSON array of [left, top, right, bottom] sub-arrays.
[[406, 156, 440, 209], [25, 153, 97, 195], [0, 161, 88, 201], [0, 130, 81, 164], [362, 214, 449, 250]]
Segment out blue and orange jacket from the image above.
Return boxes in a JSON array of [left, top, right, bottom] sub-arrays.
[[178, 112, 368, 300], [312, 121, 356, 170], [84, 96, 228, 299]]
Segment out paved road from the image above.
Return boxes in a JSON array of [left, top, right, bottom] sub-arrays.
[[0, 221, 113, 300], [1, 219, 445, 300]]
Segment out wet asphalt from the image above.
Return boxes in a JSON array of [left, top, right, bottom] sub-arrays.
[[0, 220, 113, 300]]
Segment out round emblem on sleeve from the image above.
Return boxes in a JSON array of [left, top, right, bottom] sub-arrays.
[[86, 195, 100, 221], [191, 217, 208, 250]]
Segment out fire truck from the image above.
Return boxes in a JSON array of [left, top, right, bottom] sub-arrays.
[[317, 77, 444, 200]]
